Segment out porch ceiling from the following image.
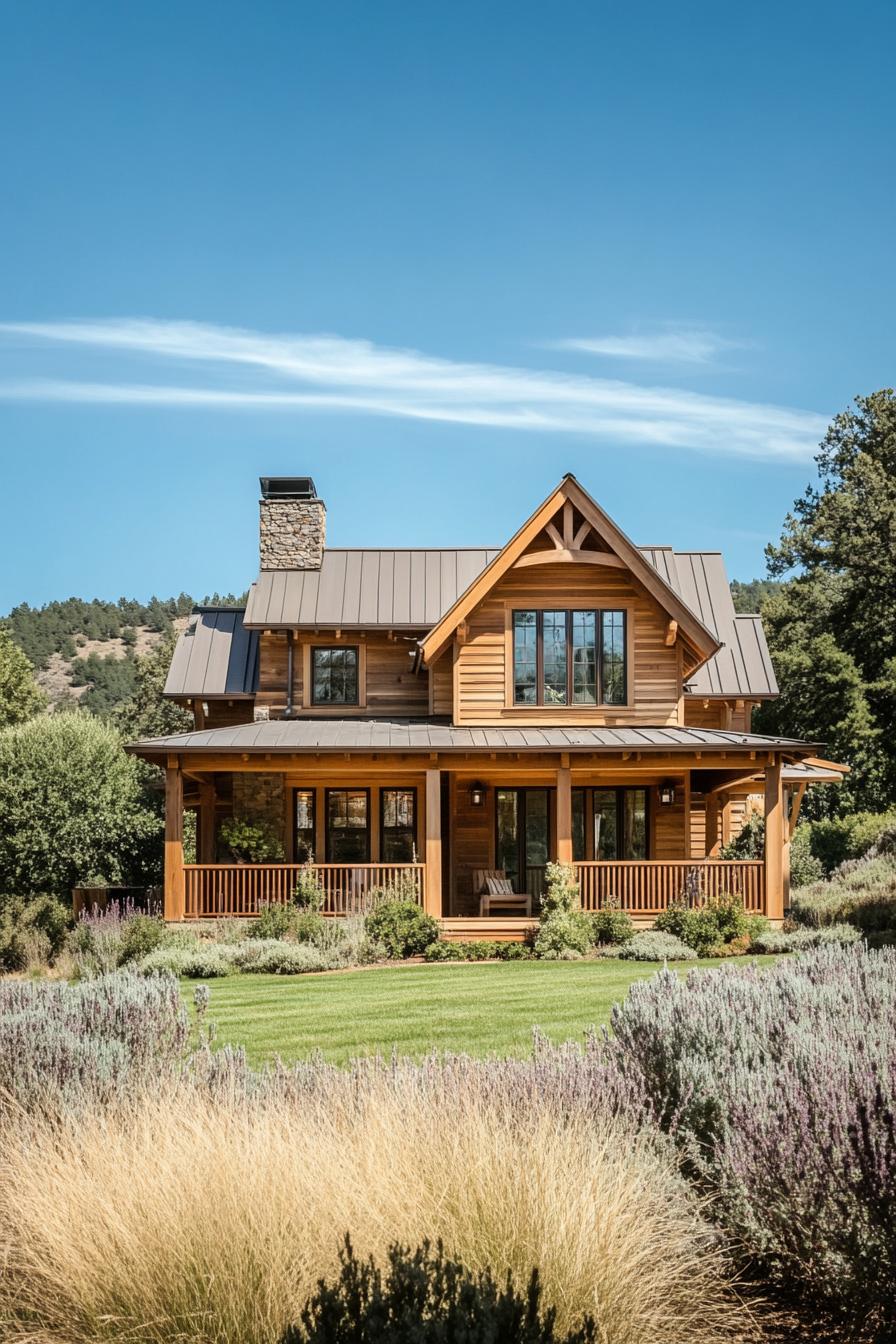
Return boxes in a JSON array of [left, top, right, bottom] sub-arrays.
[[127, 716, 820, 760]]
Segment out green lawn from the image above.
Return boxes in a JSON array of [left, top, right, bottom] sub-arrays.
[[186, 957, 777, 1066]]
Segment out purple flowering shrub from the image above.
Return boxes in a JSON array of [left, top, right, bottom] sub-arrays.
[[0, 970, 189, 1116], [604, 944, 896, 1330]]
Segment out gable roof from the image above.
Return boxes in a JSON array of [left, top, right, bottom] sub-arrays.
[[164, 608, 258, 700], [244, 549, 500, 629], [418, 475, 721, 671]]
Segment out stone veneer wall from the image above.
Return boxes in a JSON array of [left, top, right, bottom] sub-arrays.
[[259, 498, 326, 569], [231, 773, 286, 854]]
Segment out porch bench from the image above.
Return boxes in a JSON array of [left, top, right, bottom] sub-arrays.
[[473, 869, 533, 918]]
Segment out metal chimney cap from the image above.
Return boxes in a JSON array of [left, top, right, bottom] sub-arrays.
[[259, 476, 318, 500]]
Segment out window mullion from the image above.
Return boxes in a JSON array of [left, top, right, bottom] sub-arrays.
[[536, 611, 544, 707]]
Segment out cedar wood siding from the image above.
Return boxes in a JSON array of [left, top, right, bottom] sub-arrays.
[[452, 561, 682, 726], [256, 631, 428, 718]]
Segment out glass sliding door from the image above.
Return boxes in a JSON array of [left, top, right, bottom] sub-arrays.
[[495, 788, 550, 896], [591, 788, 648, 860], [380, 788, 416, 862], [326, 789, 370, 863]]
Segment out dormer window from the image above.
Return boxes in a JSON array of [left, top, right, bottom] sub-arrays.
[[512, 610, 627, 706]]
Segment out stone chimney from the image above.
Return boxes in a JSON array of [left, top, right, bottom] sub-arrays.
[[259, 477, 326, 569]]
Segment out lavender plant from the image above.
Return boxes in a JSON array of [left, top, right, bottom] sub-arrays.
[[0, 970, 190, 1116], [603, 943, 896, 1331]]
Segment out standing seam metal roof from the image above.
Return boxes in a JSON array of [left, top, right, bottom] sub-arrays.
[[245, 549, 502, 629], [130, 718, 815, 756], [163, 608, 259, 699]]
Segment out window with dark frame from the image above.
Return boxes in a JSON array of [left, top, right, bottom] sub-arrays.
[[294, 789, 315, 862], [325, 789, 369, 862], [311, 646, 359, 705], [512, 610, 626, 707], [380, 788, 416, 862]]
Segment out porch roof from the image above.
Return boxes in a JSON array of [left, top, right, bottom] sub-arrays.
[[128, 716, 819, 759]]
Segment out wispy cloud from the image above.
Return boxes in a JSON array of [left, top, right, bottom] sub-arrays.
[[550, 326, 747, 365], [0, 318, 824, 461]]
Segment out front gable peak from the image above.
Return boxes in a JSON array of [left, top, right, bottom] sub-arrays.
[[419, 475, 721, 672]]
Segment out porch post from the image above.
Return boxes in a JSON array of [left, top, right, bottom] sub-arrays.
[[424, 768, 443, 919], [556, 764, 573, 864], [198, 780, 216, 863], [164, 756, 185, 921], [764, 757, 785, 922], [704, 791, 721, 857]]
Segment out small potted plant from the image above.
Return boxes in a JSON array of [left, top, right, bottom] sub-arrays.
[[218, 817, 284, 864]]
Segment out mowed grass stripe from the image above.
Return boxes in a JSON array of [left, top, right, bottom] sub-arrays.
[[185, 958, 778, 1066]]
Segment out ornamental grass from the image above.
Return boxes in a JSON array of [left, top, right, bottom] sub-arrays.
[[0, 1075, 746, 1344]]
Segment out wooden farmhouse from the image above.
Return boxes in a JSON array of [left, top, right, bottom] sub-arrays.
[[129, 474, 844, 935]]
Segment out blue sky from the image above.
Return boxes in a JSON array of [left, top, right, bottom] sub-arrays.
[[0, 1, 893, 611]]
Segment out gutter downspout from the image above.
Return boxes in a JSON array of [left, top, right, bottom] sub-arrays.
[[286, 630, 295, 717]]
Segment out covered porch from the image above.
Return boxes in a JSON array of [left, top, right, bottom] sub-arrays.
[[138, 721, 826, 930]]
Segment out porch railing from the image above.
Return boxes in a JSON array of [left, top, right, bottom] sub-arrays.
[[182, 862, 425, 919], [574, 859, 765, 915]]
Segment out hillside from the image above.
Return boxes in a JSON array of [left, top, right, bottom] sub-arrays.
[[4, 580, 781, 717], [2, 593, 245, 714]]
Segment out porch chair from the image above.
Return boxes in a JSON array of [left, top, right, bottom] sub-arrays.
[[473, 869, 533, 918]]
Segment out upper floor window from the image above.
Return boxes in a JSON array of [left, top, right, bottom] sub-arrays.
[[512, 609, 627, 706], [311, 646, 359, 705]]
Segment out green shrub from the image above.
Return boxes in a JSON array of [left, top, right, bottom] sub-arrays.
[[789, 826, 824, 887], [281, 1236, 596, 1344], [293, 912, 330, 946], [292, 863, 325, 913], [178, 946, 237, 978], [750, 928, 791, 954], [238, 941, 342, 975], [423, 939, 534, 962], [532, 863, 587, 958], [655, 894, 748, 957], [533, 911, 591, 960], [249, 903, 295, 940], [0, 895, 72, 970], [803, 810, 896, 874], [618, 931, 696, 962], [588, 906, 634, 946], [118, 913, 167, 964], [364, 901, 439, 958], [540, 862, 579, 916], [139, 946, 198, 975]]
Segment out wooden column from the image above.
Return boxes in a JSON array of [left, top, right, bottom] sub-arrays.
[[720, 791, 733, 846], [556, 765, 573, 863], [682, 772, 692, 859], [198, 780, 216, 863], [704, 791, 721, 857], [424, 768, 443, 919], [164, 757, 185, 921], [764, 758, 785, 922]]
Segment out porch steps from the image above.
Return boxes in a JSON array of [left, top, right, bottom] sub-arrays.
[[440, 914, 657, 942], [440, 917, 537, 943]]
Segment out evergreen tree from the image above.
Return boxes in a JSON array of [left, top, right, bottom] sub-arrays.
[[756, 390, 896, 812]]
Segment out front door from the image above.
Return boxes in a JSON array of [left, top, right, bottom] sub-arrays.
[[495, 788, 551, 899]]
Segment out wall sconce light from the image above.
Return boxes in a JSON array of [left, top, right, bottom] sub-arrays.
[[659, 782, 676, 807], [470, 781, 486, 808]]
